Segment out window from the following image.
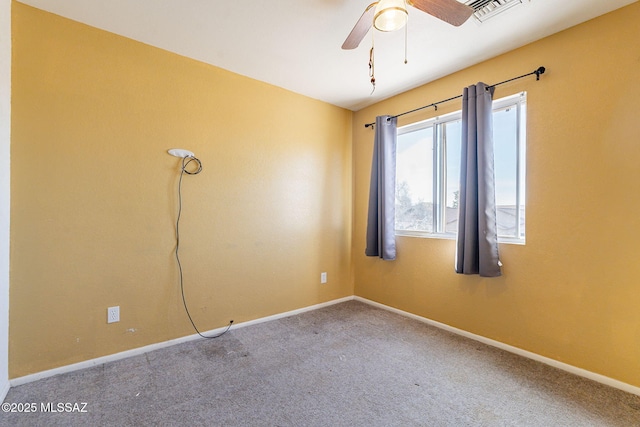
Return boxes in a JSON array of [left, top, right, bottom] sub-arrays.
[[395, 92, 526, 243]]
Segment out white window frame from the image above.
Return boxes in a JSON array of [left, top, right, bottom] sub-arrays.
[[395, 92, 526, 244]]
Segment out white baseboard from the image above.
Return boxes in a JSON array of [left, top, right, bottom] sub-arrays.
[[0, 379, 9, 403], [229, 296, 354, 331], [354, 296, 640, 397], [10, 296, 354, 388]]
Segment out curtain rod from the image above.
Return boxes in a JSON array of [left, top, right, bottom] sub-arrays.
[[364, 66, 546, 128]]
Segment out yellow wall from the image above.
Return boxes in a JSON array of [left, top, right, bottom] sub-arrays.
[[10, 0, 640, 389], [353, 2, 640, 387], [10, 3, 353, 377]]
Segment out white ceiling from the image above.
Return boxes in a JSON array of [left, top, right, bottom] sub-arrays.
[[17, 0, 638, 111]]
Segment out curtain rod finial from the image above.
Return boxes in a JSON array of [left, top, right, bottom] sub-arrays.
[[535, 66, 546, 80]]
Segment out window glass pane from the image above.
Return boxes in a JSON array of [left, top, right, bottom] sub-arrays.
[[493, 106, 518, 237], [444, 120, 461, 234], [394, 93, 526, 242], [395, 127, 434, 232]]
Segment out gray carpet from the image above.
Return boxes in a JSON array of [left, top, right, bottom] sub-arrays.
[[2, 300, 639, 426]]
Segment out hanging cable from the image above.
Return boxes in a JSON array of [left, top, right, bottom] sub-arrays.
[[174, 155, 233, 339]]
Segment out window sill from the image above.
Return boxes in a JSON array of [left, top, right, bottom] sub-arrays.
[[395, 230, 525, 245]]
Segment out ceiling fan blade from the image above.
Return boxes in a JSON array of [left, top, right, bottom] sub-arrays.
[[342, 3, 377, 50], [408, 0, 474, 27]]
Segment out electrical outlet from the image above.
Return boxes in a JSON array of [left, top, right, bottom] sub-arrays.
[[320, 272, 327, 284], [107, 306, 120, 323]]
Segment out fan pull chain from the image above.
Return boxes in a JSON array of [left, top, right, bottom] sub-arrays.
[[369, 30, 376, 94], [404, 13, 408, 64], [369, 47, 375, 94]]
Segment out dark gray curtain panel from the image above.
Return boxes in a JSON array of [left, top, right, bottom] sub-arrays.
[[365, 115, 397, 260], [455, 83, 502, 277]]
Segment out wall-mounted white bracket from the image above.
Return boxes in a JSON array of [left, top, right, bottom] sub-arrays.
[[168, 148, 195, 158]]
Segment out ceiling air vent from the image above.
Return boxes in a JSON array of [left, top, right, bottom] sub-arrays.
[[465, 0, 526, 23]]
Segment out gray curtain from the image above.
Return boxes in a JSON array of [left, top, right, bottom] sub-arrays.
[[365, 115, 397, 260], [455, 83, 502, 277]]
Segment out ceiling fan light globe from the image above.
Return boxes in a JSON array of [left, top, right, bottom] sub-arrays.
[[374, 0, 408, 32]]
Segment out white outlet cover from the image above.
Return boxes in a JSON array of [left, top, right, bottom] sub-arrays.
[[321, 272, 327, 284], [107, 306, 120, 323], [168, 148, 195, 158]]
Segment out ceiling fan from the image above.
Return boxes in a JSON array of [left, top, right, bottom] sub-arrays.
[[342, 0, 474, 50]]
